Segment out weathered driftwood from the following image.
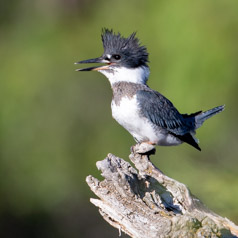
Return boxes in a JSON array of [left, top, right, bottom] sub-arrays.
[[86, 143, 238, 238]]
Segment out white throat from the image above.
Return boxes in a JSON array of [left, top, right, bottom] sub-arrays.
[[98, 66, 150, 86]]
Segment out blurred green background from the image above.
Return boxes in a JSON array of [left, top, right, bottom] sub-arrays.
[[0, 0, 238, 237]]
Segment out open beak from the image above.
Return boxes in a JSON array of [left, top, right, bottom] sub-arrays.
[[75, 57, 110, 71]]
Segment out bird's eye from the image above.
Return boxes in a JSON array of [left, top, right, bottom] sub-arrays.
[[113, 54, 121, 60]]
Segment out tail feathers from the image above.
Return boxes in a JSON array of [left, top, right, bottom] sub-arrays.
[[195, 105, 225, 129], [174, 133, 201, 151]]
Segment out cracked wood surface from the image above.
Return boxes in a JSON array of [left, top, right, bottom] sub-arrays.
[[86, 143, 238, 238]]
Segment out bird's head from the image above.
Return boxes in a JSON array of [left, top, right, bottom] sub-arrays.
[[76, 29, 150, 85]]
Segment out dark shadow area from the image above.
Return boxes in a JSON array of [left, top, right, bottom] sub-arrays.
[[127, 172, 182, 214]]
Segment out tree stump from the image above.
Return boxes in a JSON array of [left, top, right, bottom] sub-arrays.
[[86, 143, 238, 238]]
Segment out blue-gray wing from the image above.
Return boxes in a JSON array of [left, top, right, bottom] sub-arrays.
[[136, 89, 188, 135]]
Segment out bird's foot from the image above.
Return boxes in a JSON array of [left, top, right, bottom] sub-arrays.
[[131, 143, 156, 156]]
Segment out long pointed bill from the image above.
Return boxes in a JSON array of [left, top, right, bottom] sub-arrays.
[[75, 57, 110, 71]]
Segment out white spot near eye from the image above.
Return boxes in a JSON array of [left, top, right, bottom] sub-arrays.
[[106, 54, 111, 59]]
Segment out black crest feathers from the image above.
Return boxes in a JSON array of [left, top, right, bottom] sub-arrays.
[[101, 28, 149, 68]]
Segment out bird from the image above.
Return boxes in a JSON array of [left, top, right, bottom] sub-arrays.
[[75, 29, 224, 151]]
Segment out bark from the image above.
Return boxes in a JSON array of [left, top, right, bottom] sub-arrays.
[[86, 143, 238, 238]]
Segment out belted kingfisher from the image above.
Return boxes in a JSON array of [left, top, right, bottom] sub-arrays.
[[75, 29, 224, 151]]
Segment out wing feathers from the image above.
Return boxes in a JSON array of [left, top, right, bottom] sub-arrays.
[[136, 89, 201, 150], [137, 89, 188, 135]]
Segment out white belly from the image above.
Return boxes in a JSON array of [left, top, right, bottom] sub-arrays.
[[111, 96, 181, 146]]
